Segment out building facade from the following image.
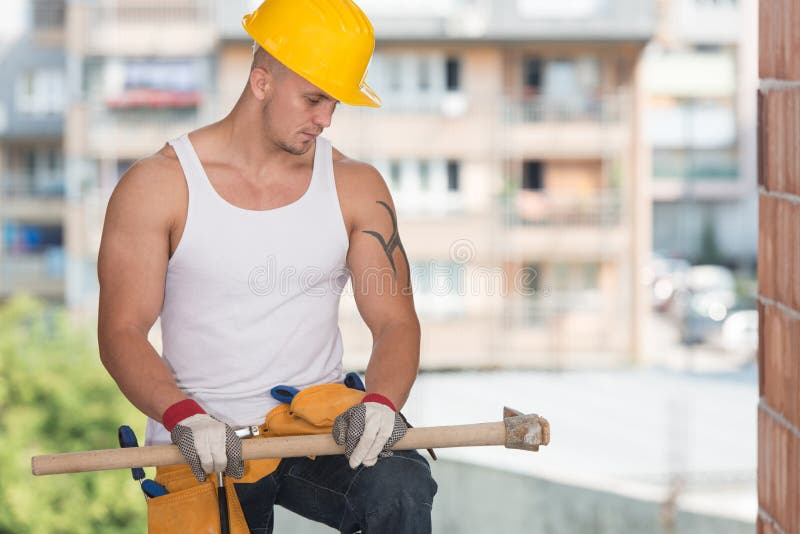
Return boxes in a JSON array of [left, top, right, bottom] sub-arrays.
[[63, 0, 655, 368], [646, 0, 758, 268], [0, 0, 67, 301]]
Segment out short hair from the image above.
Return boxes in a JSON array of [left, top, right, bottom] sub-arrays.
[[250, 43, 288, 79]]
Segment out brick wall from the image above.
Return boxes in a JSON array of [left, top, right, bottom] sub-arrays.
[[758, 1, 800, 533]]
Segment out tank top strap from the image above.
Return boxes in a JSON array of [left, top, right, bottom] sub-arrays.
[[167, 133, 213, 202], [312, 136, 335, 195]]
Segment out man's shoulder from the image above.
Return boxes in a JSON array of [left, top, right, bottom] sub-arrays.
[[112, 144, 186, 200], [331, 146, 390, 200]]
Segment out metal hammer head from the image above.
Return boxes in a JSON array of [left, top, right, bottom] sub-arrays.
[[503, 406, 550, 452]]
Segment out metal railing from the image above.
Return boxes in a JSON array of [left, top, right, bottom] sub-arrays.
[[89, 0, 212, 24], [2, 173, 66, 198], [504, 91, 629, 124], [500, 190, 623, 226]]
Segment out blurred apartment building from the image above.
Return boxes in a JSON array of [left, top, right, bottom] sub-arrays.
[[57, 0, 655, 367], [645, 0, 758, 267], [0, 0, 66, 301]]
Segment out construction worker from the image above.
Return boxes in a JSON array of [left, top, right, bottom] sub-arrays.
[[96, 0, 437, 532]]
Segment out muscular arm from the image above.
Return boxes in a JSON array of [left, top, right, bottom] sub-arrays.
[[97, 156, 187, 422], [345, 165, 420, 411]]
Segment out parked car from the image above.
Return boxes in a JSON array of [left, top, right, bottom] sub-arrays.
[[708, 309, 759, 358], [674, 265, 737, 345], [648, 254, 690, 313]]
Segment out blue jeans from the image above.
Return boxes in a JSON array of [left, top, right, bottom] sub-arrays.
[[233, 449, 437, 533]]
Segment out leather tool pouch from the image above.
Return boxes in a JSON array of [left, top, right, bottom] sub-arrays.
[[262, 383, 365, 437]]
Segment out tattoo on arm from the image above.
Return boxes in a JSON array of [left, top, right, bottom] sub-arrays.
[[362, 201, 411, 289]]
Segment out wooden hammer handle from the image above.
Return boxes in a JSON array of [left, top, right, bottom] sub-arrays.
[[32, 422, 507, 476]]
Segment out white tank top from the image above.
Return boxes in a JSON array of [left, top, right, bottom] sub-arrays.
[[145, 133, 350, 445]]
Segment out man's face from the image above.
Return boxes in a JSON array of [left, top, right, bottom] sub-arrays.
[[262, 69, 339, 156]]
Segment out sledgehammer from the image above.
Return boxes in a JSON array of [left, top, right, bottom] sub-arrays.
[[31, 407, 549, 476]]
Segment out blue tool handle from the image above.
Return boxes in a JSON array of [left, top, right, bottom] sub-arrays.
[[141, 479, 169, 498], [117, 425, 145, 481], [270, 385, 300, 404], [344, 372, 366, 391]]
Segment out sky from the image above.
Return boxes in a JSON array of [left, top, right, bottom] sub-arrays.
[[0, 0, 27, 45]]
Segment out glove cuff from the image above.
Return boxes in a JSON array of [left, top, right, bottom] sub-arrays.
[[162, 399, 206, 431], [362, 393, 397, 412]]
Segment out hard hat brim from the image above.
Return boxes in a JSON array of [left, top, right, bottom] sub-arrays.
[[339, 82, 382, 108]]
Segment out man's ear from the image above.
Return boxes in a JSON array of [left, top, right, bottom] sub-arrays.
[[248, 67, 272, 101]]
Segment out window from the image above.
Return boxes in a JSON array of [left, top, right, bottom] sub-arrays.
[[387, 57, 403, 92], [522, 161, 544, 190], [3, 221, 64, 254], [419, 160, 430, 191], [582, 263, 599, 290], [446, 161, 460, 191], [32, 0, 65, 29], [418, 58, 431, 91], [523, 56, 542, 92], [389, 160, 402, 190], [15, 69, 65, 115], [445, 57, 461, 92]]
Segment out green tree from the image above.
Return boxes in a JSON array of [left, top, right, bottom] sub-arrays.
[[0, 295, 147, 533]]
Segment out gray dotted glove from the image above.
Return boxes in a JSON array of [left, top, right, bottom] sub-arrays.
[[170, 414, 244, 482], [332, 400, 408, 469]]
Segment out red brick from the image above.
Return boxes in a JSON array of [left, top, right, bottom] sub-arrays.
[[759, 194, 776, 298], [775, 199, 794, 308], [758, 408, 796, 530], [789, 313, 800, 436], [760, 0, 800, 81], [763, 306, 786, 418], [758, 90, 764, 187], [759, 194, 777, 300], [757, 514, 780, 534], [760, 88, 800, 196], [793, 202, 800, 313], [759, 300, 766, 396], [763, 305, 800, 429]]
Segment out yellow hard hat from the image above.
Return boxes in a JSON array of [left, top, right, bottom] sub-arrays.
[[242, 0, 381, 108]]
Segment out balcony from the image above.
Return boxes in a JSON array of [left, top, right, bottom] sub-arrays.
[[330, 91, 630, 158], [497, 191, 628, 259], [497, 292, 630, 364], [504, 92, 627, 124], [0, 250, 65, 300], [365, 0, 655, 42], [501, 92, 631, 156], [74, 0, 216, 56], [2, 172, 65, 198], [504, 190, 622, 226], [671, 0, 740, 45], [75, 102, 212, 159]]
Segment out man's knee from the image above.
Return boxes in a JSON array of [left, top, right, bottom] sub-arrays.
[[352, 450, 438, 513]]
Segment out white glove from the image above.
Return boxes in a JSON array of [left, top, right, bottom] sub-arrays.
[[332, 395, 408, 469], [163, 400, 244, 482]]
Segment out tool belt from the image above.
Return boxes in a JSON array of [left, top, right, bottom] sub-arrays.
[[146, 380, 365, 533]]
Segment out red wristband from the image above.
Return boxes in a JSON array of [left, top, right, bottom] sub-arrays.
[[362, 393, 397, 412], [162, 399, 206, 431]]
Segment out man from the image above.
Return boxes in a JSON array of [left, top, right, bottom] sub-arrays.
[[97, 0, 437, 532]]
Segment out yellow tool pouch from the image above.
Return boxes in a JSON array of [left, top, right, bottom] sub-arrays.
[[147, 382, 364, 533], [146, 458, 280, 534], [261, 383, 365, 437]]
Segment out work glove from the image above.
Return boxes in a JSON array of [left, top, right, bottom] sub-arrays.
[[332, 393, 408, 469], [162, 399, 244, 483]]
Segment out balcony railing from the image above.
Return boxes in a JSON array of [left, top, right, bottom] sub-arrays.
[[89, 0, 212, 24], [504, 92, 629, 124], [81, 0, 216, 55], [501, 190, 623, 226], [502, 290, 605, 327], [0, 250, 65, 297], [2, 173, 66, 198], [653, 149, 739, 181]]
